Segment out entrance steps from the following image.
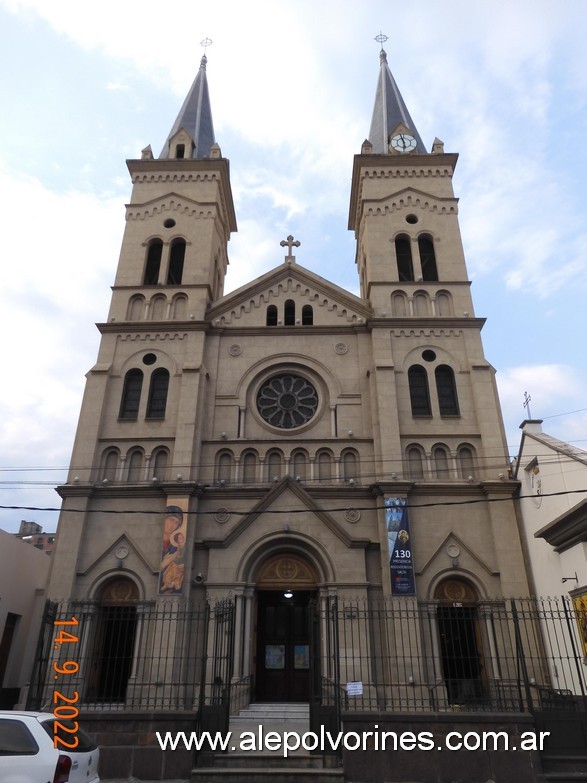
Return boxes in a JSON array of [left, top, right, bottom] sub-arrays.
[[191, 703, 343, 783]]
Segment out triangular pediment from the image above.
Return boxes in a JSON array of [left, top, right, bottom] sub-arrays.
[[416, 532, 498, 579], [78, 534, 158, 578], [167, 127, 195, 160], [200, 477, 370, 549], [125, 191, 220, 222], [207, 262, 371, 327], [363, 186, 458, 218]]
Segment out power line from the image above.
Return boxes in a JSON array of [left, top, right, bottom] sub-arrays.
[[2, 486, 587, 516]]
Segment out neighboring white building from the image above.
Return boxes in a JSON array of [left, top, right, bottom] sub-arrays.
[[513, 419, 587, 695], [0, 529, 50, 708]]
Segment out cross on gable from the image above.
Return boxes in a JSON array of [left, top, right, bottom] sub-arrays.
[[280, 235, 301, 263], [523, 391, 532, 419]]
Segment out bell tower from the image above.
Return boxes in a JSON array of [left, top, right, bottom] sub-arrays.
[[47, 54, 236, 599]]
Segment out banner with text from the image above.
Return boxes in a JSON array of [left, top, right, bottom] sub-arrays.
[[385, 497, 416, 596]]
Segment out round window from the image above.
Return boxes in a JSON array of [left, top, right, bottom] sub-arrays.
[[256, 374, 318, 429]]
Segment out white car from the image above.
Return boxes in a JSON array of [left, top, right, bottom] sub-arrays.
[[0, 710, 99, 783]]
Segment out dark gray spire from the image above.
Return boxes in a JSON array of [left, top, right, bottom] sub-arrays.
[[368, 48, 426, 154], [159, 55, 216, 159]]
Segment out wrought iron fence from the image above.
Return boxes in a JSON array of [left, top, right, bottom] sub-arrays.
[[27, 598, 226, 713], [312, 596, 587, 713], [27, 595, 587, 717]]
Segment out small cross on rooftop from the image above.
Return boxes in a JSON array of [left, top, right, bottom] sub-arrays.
[[280, 235, 300, 263]]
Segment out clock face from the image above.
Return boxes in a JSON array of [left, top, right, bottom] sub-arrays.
[[390, 133, 417, 153]]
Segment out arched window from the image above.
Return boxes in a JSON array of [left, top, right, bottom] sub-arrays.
[[418, 235, 438, 281], [342, 450, 358, 482], [266, 305, 278, 326], [395, 236, 414, 281], [408, 365, 431, 416], [458, 444, 476, 479], [406, 446, 425, 479], [436, 292, 452, 316], [302, 305, 313, 325], [150, 295, 166, 321], [266, 451, 283, 481], [146, 369, 169, 419], [433, 445, 450, 479], [167, 239, 185, 284], [172, 294, 187, 319], [127, 449, 144, 482], [127, 295, 145, 321], [144, 240, 162, 285], [391, 292, 407, 317], [242, 451, 257, 483], [152, 448, 168, 481], [101, 448, 119, 482], [317, 451, 333, 483], [413, 292, 428, 316], [435, 365, 459, 416], [292, 451, 307, 481], [217, 452, 233, 484], [284, 299, 295, 326], [119, 369, 143, 419]]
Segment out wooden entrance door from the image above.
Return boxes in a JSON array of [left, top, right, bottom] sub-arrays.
[[255, 590, 311, 702]]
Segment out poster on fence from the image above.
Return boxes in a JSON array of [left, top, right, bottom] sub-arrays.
[[158, 500, 189, 594], [385, 496, 416, 596]]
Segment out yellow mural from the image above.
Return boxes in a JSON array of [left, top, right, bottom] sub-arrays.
[[572, 592, 587, 657]]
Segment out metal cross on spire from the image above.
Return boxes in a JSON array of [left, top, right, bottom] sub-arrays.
[[375, 31, 389, 48], [280, 235, 300, 263], [200, 37, 213, 54], [523, 391, 533, 419]]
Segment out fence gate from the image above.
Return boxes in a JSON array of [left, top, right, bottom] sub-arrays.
[[26, 600, 58, 710], [309, 596, 342, 753], [197, 598, 235, 756]]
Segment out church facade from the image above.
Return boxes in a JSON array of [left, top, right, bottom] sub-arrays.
[[36, 48, 571, 780]]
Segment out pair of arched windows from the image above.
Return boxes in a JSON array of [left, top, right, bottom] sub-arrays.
[[266, 301, 314, 326], [395, 235, 438, 282], [406, 443, 476, 480], [143, 239, 186, 285], [408, 365, 459, 417], [119, 368, 170, 420]]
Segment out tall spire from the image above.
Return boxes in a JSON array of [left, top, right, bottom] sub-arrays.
[[159, 53, 216, 159], [368, 45, 426, 154]]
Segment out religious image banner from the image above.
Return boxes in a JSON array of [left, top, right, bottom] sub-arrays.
[[572, 591, 587, 657], [385, 496, 416, 596], [158, 500, 189, 595]]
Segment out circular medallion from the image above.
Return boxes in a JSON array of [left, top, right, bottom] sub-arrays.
[[214, 508, 231, 524], [256, 374, 318, 429], [228, 344, 242, 356], [334, 343, 348, 355], [344, 508, 361, 524], [115, 545, 129, 560]]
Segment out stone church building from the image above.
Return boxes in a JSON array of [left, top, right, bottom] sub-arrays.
[[36, 44, 574, 781]]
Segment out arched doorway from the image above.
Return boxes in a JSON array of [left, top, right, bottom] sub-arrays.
[[254, 553, 318, 703], [434, 577, 485, 706], [87, 577, 139, 703]]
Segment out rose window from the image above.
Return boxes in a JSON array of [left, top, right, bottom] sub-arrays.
[[256, 374, 318, 429]]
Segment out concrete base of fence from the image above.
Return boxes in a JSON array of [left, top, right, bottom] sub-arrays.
[[341, 711, 542, 783], [80, 710, 197, 781]]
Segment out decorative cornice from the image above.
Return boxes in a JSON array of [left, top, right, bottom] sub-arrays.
[[97, 322, 207, 335]]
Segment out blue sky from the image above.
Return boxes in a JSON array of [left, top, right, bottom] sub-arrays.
[[1, 0, 586, 533]]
